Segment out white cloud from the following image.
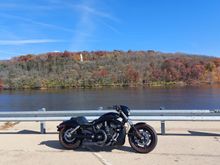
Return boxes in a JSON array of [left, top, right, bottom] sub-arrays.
[[0, 13, 76, 33], [70, 0, 120, 50], [0, 2, 60, 11], [96, 19, 121, 34], [0, 39, 62, 45], [74, 4, 120, 23], [70, 1, 95, 50]]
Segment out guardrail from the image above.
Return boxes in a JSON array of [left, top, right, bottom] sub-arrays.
[[0, 108, 220, 134]]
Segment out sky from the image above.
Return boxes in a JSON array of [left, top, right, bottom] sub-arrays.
[[0, 0, 220, 60]]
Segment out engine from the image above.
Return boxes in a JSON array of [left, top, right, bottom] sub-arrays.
[[94, 121, 126, 146]]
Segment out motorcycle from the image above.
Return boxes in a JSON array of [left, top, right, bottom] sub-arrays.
[[57, 105, 157, 153]]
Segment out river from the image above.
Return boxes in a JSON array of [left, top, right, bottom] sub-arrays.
[[0, 85, 220, 111]]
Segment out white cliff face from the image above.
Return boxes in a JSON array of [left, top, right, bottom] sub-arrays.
[[80, 53, 84, 62]]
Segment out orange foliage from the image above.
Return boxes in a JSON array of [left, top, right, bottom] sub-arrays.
[[93, 69, 109, 79], [125, 65, 139, 82], [213, 59, 220, 67], [14, 54, 35, 62]]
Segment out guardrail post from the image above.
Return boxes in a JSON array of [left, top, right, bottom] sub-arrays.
[[160, 107, 166, 135], [39, 108, 46, 134]]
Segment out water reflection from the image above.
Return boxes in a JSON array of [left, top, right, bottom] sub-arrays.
[[0, 86, 220, 111]]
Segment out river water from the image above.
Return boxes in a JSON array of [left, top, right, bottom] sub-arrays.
[[0, 85, 220, 111]]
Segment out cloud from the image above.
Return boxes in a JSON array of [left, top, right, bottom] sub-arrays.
[[0, 2, 60, 11], [0, 39, 62, 45], [0, 3, 18, 8], [70, 0, 120, 50], [0, 13, 77, 33], [70, 1, 95, 50], [96, 19, 121, 34], [74, 4, 120, 23]]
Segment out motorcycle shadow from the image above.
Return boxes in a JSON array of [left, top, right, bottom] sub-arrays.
[[39, 140, 135, 153]]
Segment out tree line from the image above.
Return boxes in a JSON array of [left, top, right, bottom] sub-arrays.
[[0, 50, 220, 89]]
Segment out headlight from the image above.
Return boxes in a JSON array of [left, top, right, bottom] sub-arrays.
[[127, 109, 131, 116]]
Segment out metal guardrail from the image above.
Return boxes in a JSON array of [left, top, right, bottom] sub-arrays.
[[0, 108, 220, 134]]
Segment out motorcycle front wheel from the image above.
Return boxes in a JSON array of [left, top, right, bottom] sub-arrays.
[[128, 123, 157, 153], [59, 127, 82, 150]]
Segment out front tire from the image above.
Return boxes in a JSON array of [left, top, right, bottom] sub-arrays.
[[128, 123, 157, 153], [59, 127, 82, 150]]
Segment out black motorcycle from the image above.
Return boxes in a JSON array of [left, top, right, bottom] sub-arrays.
[[57, 105, 157, 153]]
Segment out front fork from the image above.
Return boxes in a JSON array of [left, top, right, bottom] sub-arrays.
[[127, 118, 142, 139], [120, 111, 143, 139]]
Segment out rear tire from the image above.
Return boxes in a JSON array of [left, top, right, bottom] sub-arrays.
[[128, 123, 157, 153], [59, 127, 82, 150]]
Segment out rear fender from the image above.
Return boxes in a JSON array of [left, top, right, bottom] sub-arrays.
[[57, 119, 78, 131]]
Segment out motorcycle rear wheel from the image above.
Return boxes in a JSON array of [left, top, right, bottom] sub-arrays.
[[59, 127, 82, 150], [128, 123, 157, 153]]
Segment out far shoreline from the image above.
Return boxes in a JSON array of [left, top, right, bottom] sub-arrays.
[[1, 81, 220, 91]]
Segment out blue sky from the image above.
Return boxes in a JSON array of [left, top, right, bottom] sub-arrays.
[[0, 0, 220, 60]]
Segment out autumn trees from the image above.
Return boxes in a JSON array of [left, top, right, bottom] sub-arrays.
[[160, 58, 207, 82], [0, 51, 220, 89]]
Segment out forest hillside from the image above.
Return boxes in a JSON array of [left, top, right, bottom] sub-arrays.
[[0, 50, 220, 89]]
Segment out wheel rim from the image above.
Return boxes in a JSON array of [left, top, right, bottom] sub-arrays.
[[63, 128, 76, 143], [133, 128, 153, 148]]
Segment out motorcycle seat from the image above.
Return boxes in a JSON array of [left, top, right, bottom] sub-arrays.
[[71, 116, 92, 126]]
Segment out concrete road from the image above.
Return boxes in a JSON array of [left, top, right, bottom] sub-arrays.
[[0, 121, 219, 165]]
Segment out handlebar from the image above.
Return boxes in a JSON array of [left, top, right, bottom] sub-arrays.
[[106, 105, 121, 111]]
